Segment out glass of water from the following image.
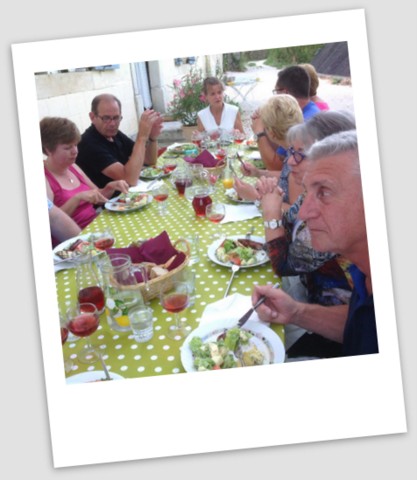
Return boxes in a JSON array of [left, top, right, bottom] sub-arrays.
[[128, 306, 154, 343]]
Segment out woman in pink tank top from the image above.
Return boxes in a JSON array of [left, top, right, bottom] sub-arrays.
[[41, 117, 130, 231]]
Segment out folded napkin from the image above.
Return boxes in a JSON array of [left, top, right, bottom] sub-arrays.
[[199, 293, 267, 327], [106, 231, 186, 281], [220, 204, 262, 224], [184, 149, 219, 168], [131, 180, 165, 192]]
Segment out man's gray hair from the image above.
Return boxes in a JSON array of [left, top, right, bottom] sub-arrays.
[[306, 129, 360, 175]]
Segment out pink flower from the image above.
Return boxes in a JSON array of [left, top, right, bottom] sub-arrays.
[[199, 94, 206, 102], [173, 79, 181, 88]]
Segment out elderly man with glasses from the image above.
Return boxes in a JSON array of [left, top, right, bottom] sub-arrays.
[[76, 93, 163, 189], [253, 129, 378, 357]]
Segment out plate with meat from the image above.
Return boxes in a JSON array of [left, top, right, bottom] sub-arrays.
[[53, 234, 103, 264], [104, 192, 153, 212], [207, 235, 268, 268], [140, 166, 171, 179]]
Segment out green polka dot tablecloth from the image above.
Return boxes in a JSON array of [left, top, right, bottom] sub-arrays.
[[59, 151, 283, 381]]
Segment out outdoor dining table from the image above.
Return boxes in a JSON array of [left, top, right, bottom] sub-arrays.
[[58, 145, 284, 382]]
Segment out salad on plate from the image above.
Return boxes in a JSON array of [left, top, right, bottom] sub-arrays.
[[188, 327, 264, 371], [215, 237, 267, 267]]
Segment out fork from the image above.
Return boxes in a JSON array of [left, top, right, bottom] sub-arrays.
[[224, 264, 240, 298], [236, 281, 281, 328]]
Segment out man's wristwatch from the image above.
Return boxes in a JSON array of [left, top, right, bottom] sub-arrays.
[[264, 218, 283, 229], [255, 131, 267, 141]]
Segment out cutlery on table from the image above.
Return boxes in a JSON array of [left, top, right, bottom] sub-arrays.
[[218, 282, 281, 341], [98, 353, 112, 381], [224, 264, 240, 298], [236, 152, 249, 173], [236, 281, 280, 328], [245, 225, 255, 240]]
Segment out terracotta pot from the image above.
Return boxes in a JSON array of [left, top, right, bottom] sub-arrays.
[[182, 125, 196, 142]]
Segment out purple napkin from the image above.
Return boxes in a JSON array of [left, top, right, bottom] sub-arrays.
[[184, 149, 218, 168], [106, 231, 186, 276]]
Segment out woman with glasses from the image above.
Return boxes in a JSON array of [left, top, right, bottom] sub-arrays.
[[258, 110, 356, 359], [41, 116, 129, 243]]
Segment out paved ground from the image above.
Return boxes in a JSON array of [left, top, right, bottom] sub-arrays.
[[224, 60, 354, 136]]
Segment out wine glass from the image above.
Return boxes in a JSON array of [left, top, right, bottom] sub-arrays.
[[191, 130, 204, 149], [66, 302, 101, 364], [206, 202, 226, 239], [160, 281, 191, 340], [92, 228, 115, 251], [60, 315, 73, 373], [162, 157, 177, 174], [153, 182, 169, 215]]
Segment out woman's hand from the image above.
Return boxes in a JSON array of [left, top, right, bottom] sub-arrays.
[[76, 189, 108, 205], [106, 180, 130, 195], [256, 176, 285, 213], [233, 178, 259, 201], [240, 162, 259, 177]]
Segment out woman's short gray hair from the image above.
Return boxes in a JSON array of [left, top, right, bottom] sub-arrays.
[[287, 110, 356, 150]]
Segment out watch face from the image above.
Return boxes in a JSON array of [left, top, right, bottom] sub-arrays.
[[270, 220, 278, 229]]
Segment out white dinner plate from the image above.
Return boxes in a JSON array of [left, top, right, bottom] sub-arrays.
[[207, 235, 268, 268], [181, 319, 285, 372], [53, 233, 104, 265], [104, 193, 153, 212], [66, 370, 124, 384]]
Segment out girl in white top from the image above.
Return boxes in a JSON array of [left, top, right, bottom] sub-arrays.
[[197, 77, 244, 136]]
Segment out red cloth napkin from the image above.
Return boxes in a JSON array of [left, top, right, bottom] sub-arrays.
[[184, 149, 219, 168], [106, 231, 186, 281]]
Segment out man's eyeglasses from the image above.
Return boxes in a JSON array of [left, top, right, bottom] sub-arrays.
[[288, 146, 307, 164], [96, 115, 123, 123]]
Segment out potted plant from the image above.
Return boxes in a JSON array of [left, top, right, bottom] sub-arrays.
[[167, 67, 207, 134]]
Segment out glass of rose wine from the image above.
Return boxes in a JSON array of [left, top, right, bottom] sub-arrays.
[[60, 315, 73, 373], [65, 302, 101, 364], [92, 228, 115, 251], [153, 182, 169, 215], [206, 202, 226, 239], [160, 281, 190, 340]]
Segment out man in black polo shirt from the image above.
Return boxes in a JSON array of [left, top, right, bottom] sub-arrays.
[[76, 93, 163, 188], [252, 130, 378, 357]]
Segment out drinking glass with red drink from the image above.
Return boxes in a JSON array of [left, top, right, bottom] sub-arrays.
[[162, 157, 177, 174], [65, 302, 101, 364], [191, 187, 213, 217], [206, 203, 226, 239], [60, 315, 73, 373], [160, 281, 191, 340], [233, 130, 246, 144], [92, 228, 115, 251], [75, 256, 105, 314], [191, 130, 204, 149], [172, 168, 193, 197], [153, 182, 170, 215]]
